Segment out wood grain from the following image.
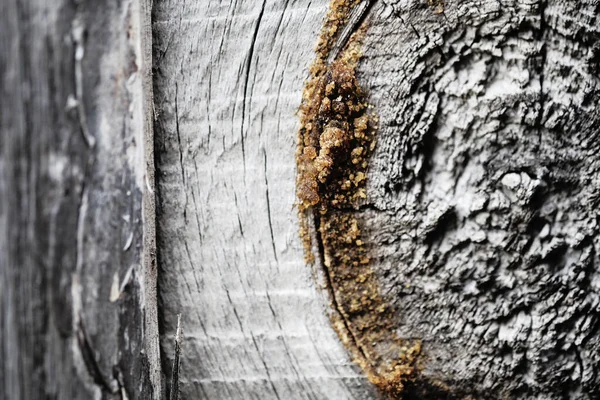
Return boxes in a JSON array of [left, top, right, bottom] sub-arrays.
[[152, 0, 380, 398], [0, 1, 161, 399]]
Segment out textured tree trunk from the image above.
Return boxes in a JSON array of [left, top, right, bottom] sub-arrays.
[[153, 0, 600, 399], [0, 1, 161, 399], [3, 0, 600, 399], [357, 1, 600, 398]]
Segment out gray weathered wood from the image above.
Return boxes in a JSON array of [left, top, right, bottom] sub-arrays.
[[152, 0, 600, 399], [0, 1, 161, 399], [357, 0, 600, 398], [152, 0, 380, 399]]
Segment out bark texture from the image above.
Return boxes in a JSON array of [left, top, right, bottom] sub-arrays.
[[354, 0, 600, 398], [0, 1, 161, 399]]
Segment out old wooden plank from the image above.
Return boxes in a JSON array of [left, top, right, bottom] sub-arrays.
[[0, 1, 161, 399]]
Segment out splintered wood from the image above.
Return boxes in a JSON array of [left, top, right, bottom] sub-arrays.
[[296, 1, 422, 397]]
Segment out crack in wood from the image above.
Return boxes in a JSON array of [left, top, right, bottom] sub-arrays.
[[327, 0, 376, 64], [76, 318, 119, 394], [313, 212, 369, 363]]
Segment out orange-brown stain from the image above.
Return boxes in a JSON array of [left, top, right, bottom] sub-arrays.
[[296, 1, 423, 397]]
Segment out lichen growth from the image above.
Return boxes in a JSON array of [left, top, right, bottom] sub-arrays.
[[428, 0, 445, 14], [296, 1, 422, 397]]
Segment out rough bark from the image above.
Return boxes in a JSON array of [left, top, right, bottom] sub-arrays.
[[357, 0, 600, 398], [0, 1, 161, 399]]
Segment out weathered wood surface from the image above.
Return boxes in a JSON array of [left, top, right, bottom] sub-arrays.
[[4, 0, 598, 398], [357, 0, 600, 398], [0, 1, 161, 399], [152, 0, 380, 398], [154, 0, 600, 398]]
